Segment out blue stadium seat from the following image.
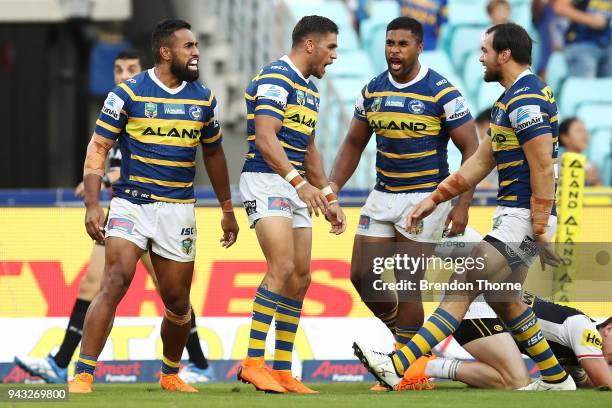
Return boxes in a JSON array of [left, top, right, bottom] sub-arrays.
[[448, 25, 487, 73], [447, 0, 488, 26], [360, 0, 400, 48], [545, 51, 567, 96], [476, 81, 504, 112], [419, 50, 470, 103], [365, 25, 388, 72], [463, 50, 484, 100], [447, 143, 463, 173], [587, 128, 612, 185], [558, 78, 612, 117], [327, 50, 375, 79], [576, 104, 612, 134]]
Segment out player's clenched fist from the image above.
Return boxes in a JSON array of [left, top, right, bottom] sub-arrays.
[[84, 204, 106, 244]]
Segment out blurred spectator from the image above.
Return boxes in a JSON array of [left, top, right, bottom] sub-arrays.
[[559, 117, 603, 185], [398, 0, 447, 50], [88, 22, 132, 97], [487, 0, 512, 25], [475, 108, 499, 189], [345, 0, 371, 35], [532, 0, 569, 78], [553, 0, 612, 78]]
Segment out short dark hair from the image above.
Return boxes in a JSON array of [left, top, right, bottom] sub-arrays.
[[291, 15, 339, 48], [596, 317, 612, 331], [485, 23, 533, 65], [386, 17, 423, 43], [115, 49, 140, 62], [558, 117, 580, 147], [476, 108, 493, 124], [151, 19, 191, 64]]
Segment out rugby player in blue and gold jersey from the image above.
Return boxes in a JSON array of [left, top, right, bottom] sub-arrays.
[[328, 16, 478, 391], [237, 15, 346, 394], [354, 23, 576, 391], [69, 19, 238, 393]]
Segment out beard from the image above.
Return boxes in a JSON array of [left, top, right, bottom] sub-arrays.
[[483, 65, 501, 83], [170, 58, 199, 82]]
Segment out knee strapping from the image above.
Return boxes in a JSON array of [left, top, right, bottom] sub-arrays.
[[165, 307, 191, 325]]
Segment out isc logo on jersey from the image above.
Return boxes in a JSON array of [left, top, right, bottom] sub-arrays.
[[510, 105, 543, 132], [444, 97, 469, 121], [102, 92, 125, 120], [581, 329, 603, 348]]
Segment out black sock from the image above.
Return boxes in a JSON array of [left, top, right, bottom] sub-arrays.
[[53, 298, 91, 368], [185, 308, 208, 369]]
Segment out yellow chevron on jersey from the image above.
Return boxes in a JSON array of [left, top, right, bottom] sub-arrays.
[[490, 123, 520, 152]]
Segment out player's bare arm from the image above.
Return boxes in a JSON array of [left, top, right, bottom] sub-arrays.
[[553, 0, 608, 30], [202, 143, 239, 248], [254, 114, 328, 215], [328, 118, 372, 193], [304, 135, 346, 234], [406, 137, 496, 233], [445, 120, 479, 236], [523, 133, 561, 269], [83, 133, 115, 243], [579, 358, 612, 389]]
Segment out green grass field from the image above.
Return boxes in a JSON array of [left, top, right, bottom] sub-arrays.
[[1, 382, 611, 408]]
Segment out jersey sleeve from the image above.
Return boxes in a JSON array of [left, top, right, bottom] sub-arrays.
[[94, 84, 131, 141], [507, 92, 553, 144], [353, 85, 368, 122], [200, 92, 222, 148], [436, 82, 472, 130], [566, 315, 604, 361], [253, 71, 293, 121]]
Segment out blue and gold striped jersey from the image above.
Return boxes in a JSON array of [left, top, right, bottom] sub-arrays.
[[242, 55, 319, 175], [354, 66, 472, 193], [488, 71, 559, 212], [94, 69, 222, 204]]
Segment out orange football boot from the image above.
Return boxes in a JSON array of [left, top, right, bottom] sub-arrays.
[[237, 356, 287, 393], [270, 370, 319, 393], [160, 373, 198, 392], [395, 354, 436, 391], [68, 373, 93, 393]]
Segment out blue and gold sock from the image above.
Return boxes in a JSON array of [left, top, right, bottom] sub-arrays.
[[75, 353, 97, 375], [272, 296, 303, 371], [392, 308, 459, 375], [504, 307, 568, 383], [161, 356, 180, 375], [394, 325, 420, 346], [247, 287, 281, 358]]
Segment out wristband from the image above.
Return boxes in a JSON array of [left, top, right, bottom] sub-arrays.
[[220, 199, 234, 213], [284, 168, 305, 189], [430, 173, 471, 205], [321, 185, 337, 202], [328, 199, 339, 205], [295, 180, 307, 190], [531, 195, 554, 236]]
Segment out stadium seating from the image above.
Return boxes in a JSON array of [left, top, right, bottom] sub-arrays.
[[476, 81, 504, 113], [576, 104, 612, 134], [558, 78, 612, 117], [545, 51, 568, 97], [462, 50, 484, 101], [587, 128, 612, 186], [448, 25, 486, 74], [326, 50, 375, 80]]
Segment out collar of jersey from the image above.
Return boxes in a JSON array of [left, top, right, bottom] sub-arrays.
[[387, 64, 429, 89], [511, 69, 533, 87], [280, 55, 309, 83], [147, 68, 187, 95]]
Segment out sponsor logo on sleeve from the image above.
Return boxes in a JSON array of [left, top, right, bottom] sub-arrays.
[[102, 92, 125, 120], [581, 329, 603, 348], [443, 96, 470, 121], [509, 105, 543, 132], [256, 84, 289, 108], [270, 65, 288, 71], [436, 79, 448, 86], [354, 93, 366, 116]]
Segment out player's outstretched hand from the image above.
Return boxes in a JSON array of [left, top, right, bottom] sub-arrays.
[[85, 204, 106, 244], [220, 211, 239, 248], [444, 203, 469, 237], [534, 234, 561, 271], [325, 203, 347, 235], [405, 197, 437, 234], [297, 183, 328, 217]]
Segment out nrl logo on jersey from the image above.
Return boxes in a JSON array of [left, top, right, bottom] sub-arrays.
[[181, 238, 194, 255], [144, 102, 157, 118], [371, 97, 382, 112], [296, 90, 306, 105]]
